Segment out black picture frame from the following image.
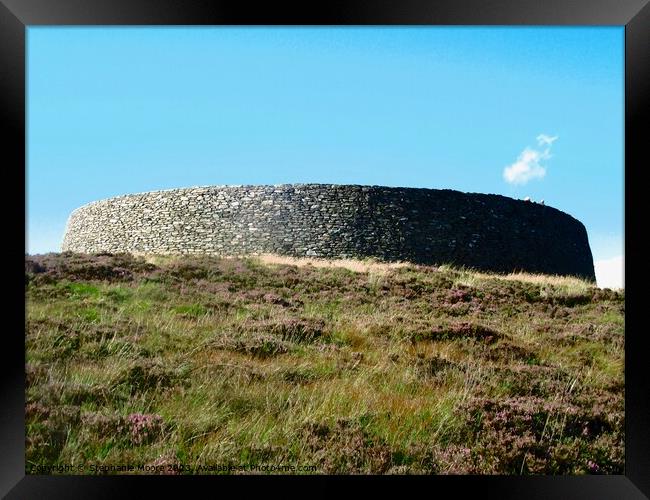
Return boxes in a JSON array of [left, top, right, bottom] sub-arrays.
[[4, 0, 648, 497]]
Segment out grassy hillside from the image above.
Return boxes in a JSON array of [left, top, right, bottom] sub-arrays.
[[25, 253, 624, 474]]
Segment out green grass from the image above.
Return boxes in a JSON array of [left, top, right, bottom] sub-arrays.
[[25, 252, 624, 475]]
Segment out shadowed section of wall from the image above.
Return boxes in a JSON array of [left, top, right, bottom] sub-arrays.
[[61, 184, 596, 281]]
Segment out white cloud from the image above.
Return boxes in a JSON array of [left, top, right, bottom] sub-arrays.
[[594, 255, 624, 289], [503, 148, 547, 185], [536, 134, 558, 147], [503, 133, 558, 186]]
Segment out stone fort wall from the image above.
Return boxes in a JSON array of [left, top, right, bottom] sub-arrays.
[[61, 184, 596, 280]]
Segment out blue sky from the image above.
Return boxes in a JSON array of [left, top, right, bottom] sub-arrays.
[[26, 27, 624, 287]]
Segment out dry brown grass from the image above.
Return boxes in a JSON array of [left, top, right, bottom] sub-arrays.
[[140, 252, 595, 291], [438, 264, 596, 295], [254, 253, 409, 274], [139, 252, 409, 274]]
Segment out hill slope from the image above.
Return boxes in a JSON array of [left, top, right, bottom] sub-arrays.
[[25, 253, 624, 474]]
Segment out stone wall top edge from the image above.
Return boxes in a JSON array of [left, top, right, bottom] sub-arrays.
[[69, 184, 509, 203], [66, 183, 578, 224]]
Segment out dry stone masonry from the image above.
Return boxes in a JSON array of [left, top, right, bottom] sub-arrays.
[[62, 184, 596, 281]]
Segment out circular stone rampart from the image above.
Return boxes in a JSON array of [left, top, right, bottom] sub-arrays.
[[61, 184, 596, 280]]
